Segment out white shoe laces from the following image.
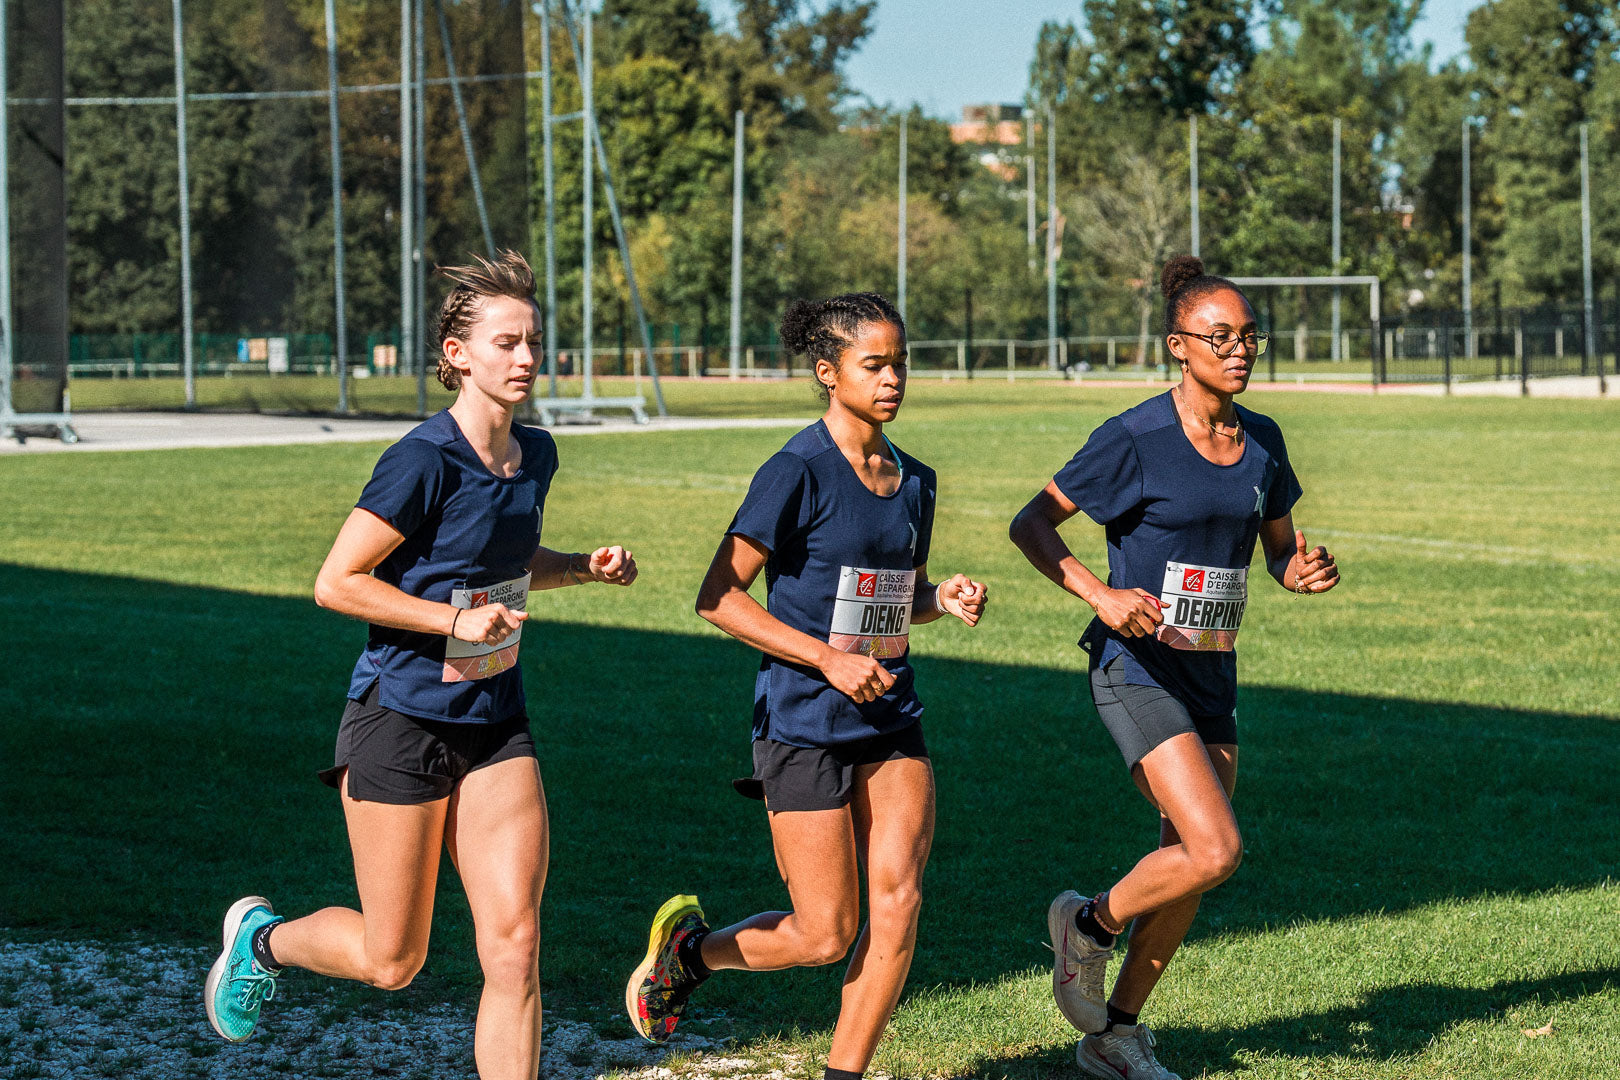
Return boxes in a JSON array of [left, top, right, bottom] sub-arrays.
[[1096, 1024, 1176, 1080]]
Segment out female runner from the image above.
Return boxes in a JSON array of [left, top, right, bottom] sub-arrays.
[[1009, 256, 1339, 1080], [625, 293, 987, 1080], [204, 251, 638, 1080]]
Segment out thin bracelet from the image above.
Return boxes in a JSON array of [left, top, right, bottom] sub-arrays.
[[930, 585, 944, 615], [566, 553, 586, 586], [450, 608, 462, 638]]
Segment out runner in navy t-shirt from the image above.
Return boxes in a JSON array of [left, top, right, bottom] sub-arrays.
[[204, 252, 639, 1079], [1010, 256, 1339, 1080], [626, 294, 987, 1079]]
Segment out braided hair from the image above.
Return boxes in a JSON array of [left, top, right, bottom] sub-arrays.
[[433, 249, 538, 391], [778, 293, 906, 400], [1161, 254, 1246, 342]]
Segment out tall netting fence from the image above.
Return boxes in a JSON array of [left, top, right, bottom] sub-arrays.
[[59, 0, 527, 416], [4, 0, 69, 423]]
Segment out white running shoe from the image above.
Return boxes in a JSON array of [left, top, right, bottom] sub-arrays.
[[1077, 1023, 1182, 1080], [1047, 890, 1112, 1034]]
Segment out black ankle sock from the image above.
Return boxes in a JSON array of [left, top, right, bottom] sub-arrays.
[[676, 928, 712, 981], [1106, 1003, 1139, 1032], [825, 1068, 863, 1080], [1073, 898, 1116, 948], [250, 921, 283, 973]]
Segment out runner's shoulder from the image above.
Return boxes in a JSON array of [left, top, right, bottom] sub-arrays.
[[1114, 391, 1178, 440], [889, 441, 936, 494]]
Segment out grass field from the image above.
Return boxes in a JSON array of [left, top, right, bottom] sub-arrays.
[[3, 382, 1618, 1078]]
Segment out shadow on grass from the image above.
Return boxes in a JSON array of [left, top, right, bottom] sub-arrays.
[[963, 968, 1620, 1078], [2, 563, 1616, 1033]]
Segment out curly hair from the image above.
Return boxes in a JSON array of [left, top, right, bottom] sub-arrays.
[[778, 292, 906, 400], [433, 249, 538, 391], [1160, 254, 1247, 340]]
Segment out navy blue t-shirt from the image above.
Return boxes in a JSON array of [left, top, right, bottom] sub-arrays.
[[346, 410, 559, 724], [727, 421, 937, 748], [1054, 392, 1301, 717]]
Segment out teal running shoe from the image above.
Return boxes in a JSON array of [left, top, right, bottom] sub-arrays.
[[204, 896, 283, 1042]]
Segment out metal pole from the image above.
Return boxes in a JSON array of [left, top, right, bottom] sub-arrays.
[[1026, 113, 1036, 272], [399, 0, 414, 387], [171, 0, 196, 408], [1046, 106, 1058, 369], [433, 0, 495, 257], [556, 0, 666, 414], [1331, 117, 1341, 362], [0, 0, 12, 421], [729, 108, 743, 380], [580, 0, 593, 401], [324, 0, 350, 412], [539, 0, 557, 396], [1189, 113, 1199, 257], [413, 0, 427, 416], [897, 111, 906, 324], [1581, 123, 1601, 392], [1462, 116, 1473, 361]]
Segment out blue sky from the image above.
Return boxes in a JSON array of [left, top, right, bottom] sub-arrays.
[[832, 0, 1483, 118]]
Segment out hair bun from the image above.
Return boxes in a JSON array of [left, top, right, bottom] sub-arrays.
[[778, 299, 821, 356], [1160, 254, 1206, 299]]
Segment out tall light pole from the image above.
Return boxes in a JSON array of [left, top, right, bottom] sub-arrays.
[[897, 111, 907, 325], [1026, 111, 1036, 271], [539, 0, 558, 395], [1046, 105, 1058, 369], [1462, 116, 1473, 360], [398, 0, 415, 385], [171, 0, 196, 408], [1331, 117, 1341, 362], [1189, 113, 1199, 258], [1581, 123, 1600, 392], [729, 109, 744, 379], [323, 0, 349, 411], [580, 0, 593, 400]]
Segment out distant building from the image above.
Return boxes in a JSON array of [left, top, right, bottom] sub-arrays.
[[951, 103, 1025, 147]]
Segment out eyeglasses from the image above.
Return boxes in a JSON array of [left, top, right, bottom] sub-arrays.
[[1174, 329, 1270, 358]]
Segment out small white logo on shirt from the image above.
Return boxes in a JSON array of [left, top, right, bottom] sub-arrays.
[[1253, 485, 1265, 516]]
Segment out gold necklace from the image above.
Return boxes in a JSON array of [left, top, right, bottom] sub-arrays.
[[1174, 386, 1242, 442]]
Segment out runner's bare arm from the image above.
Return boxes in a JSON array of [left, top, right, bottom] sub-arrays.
[[1009, 481, 1164, 637], [911, 566, 987, 627], [528, 545, 638, 590], [696, 533, 896, 704], [314, 508, 526, 643], [1259, 515, 1340, 593]]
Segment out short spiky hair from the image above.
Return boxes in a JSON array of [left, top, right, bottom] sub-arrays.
[[432, 250, 538, 390]]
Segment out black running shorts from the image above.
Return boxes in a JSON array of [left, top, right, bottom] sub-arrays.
[[317, 682, 536, 805], [734, 723, 930, 812], [1090, 657, 1238, 770]]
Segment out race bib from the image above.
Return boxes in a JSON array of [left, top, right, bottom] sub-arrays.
[[828, 566, 915, 659], [1156, 562, 1246, 652], [443, 573, 531, 682]]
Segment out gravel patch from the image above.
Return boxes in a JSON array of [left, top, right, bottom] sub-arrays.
[[0, 940, 803, 1080]]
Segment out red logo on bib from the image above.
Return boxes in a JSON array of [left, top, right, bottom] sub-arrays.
[[471, 590, 490, 607], [856, 573, 877, 597], [1182, 569, 1205, 592]]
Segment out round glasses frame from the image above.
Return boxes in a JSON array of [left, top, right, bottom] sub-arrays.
[[1174, 329, 1270, 358]]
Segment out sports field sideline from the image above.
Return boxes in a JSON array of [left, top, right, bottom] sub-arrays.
[[2, 381, 1617, 1079]]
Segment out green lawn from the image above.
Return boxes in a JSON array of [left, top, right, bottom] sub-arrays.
[[2, 383, 1617, 1078]]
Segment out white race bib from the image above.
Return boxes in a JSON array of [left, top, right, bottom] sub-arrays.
[[828, 566, 915, 659], [1156, 562, 1246, 652], [443, 573, 531, 682]]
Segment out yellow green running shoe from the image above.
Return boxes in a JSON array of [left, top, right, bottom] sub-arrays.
[[626, 894, 709, 1044]]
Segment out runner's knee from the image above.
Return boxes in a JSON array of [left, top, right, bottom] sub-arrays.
[[476, 911, 541, 988], [794, 907, 860, 966], [1188, 827, 1243, 888], [866, 878, 923, 931], [363, 949, 426, 991]]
